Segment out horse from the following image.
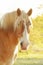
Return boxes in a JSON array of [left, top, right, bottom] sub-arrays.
[[0, 8, 32, 65]]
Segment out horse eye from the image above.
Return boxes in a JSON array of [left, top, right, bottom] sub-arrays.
[[28, 21, 31, 25], [18, 21, 21, 25], [18, 21, 21, 26], [26, 21, 31, 26], [18, 23, 20, 25]]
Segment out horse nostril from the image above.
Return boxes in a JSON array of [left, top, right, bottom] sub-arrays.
[[20, 42, 23, 46]]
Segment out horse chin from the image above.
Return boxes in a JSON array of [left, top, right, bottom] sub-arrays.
[[21, 45, 27, 50], [21, 48, 27, 50]]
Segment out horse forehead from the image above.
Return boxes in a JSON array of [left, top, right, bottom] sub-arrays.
[[21, 12, 32, 26], [21, 11, 28, 20]]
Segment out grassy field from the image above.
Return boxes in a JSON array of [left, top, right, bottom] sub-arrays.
[[14, 15, 43, 65]]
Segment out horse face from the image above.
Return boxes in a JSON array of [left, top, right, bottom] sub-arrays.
[[17, 9, 33, 50]]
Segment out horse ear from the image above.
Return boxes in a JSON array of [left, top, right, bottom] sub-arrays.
[[27, 8, 32, 16], [17, 8, 21, 16]]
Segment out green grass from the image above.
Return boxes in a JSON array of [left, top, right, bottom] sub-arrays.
[[14, 15, 43, 65], [14, 58, 43, 65]]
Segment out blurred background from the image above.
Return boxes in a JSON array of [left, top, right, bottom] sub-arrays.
[[0, 0, 43, 65], [0, 0, 43, 18]]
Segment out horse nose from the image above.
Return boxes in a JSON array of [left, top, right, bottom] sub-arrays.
[[20, 41, 29, 50]]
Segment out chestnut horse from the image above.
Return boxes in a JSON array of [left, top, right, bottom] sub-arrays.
[[0, 8, 32, 65]]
